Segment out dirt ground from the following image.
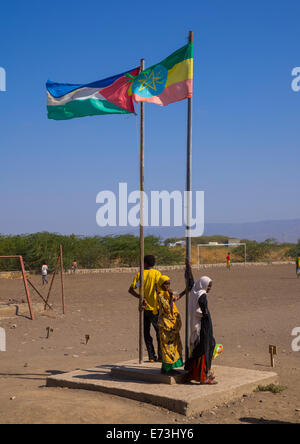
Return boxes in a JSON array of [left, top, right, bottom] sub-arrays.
[[0, 264, 299, 424]]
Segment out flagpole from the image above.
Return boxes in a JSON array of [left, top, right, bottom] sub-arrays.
[[139, 58, 145, 365], [185, 30, 193, 362]]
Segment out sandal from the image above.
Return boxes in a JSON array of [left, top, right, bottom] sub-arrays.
[[207, 371, 216, 380], [200, 376, 218, 385]]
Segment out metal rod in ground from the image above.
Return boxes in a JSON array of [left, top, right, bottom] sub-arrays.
[[60, 245, 65, 315], [44, 254, 60, 310], [27, 278, 53, 310], [185, 30, 193, 362], [19, 256, 35, 320], [139, 58, 145, 365]]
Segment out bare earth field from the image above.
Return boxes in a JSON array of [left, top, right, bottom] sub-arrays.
[[0, 264, 299, 425]]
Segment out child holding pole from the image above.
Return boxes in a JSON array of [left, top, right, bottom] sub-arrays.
[[157, 275, 187, 374]]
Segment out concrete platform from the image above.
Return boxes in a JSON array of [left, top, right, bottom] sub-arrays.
[[110, 361, 185, 385], [46, 360, 279, 416]]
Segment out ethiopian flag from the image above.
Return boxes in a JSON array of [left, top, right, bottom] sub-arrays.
[[46, 67, 140, 120], [132, 43, 193, 106]]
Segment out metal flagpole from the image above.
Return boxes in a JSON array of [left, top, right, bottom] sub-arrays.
[[185, 30, 193, 362], [139, 58, 145, 364], [60, 244, 65, 315]]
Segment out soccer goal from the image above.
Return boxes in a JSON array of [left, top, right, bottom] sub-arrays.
[[197, 243, 247, 265], [0, 255, 35, 320]]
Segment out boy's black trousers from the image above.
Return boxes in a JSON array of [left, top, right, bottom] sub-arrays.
[[143, 309, 162, 361]]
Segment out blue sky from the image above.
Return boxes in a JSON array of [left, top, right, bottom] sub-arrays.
[[0, 0, 299, 236]]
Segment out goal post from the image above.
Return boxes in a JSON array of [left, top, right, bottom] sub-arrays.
[[0, 255, 35, 320], [0, 245, 65, 319], [197, 243, 247, 265]]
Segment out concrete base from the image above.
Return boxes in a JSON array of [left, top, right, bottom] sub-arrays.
[[46, 360, 279, 416], [110, 361, 185, 385]]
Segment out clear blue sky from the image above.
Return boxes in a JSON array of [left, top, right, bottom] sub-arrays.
[[0, 0, 299, 236]]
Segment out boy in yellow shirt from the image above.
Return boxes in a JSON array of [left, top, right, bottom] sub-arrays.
[[129, 255, 162, 362]]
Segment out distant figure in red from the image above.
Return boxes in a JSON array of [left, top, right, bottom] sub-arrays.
[[296, 254, 300, 279], [226, 252, 231, 270], [72, 260, 78, 273]]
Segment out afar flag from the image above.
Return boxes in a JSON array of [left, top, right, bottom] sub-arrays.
[[132, 43, 193, 106], [46, 67, 140, 120]]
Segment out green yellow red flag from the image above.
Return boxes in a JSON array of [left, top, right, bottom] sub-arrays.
[[132, 43, 193, 106]]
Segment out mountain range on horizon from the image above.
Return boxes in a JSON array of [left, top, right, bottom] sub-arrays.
[[201, 218, 300, 243], [95, 218, 300, 243]]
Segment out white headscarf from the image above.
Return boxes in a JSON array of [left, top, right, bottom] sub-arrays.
[[191, 276, 212, 300], [188, 276, 212, 347]]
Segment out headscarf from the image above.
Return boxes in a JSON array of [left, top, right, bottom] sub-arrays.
[[191, 276, 212, 300], [157, 275, 170, 292], [157, 275, 177, 317]]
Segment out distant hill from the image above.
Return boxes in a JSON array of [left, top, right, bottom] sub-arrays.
[[148, 219, 300, 243], [97, 218, 300, 243], [202, 219, 300, 243]]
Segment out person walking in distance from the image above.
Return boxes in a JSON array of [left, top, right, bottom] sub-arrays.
[[42, 261, 48, 285]]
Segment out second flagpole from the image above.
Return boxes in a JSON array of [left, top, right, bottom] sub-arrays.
[[185, 30, 193, 362], [139, 58, 145, 364]]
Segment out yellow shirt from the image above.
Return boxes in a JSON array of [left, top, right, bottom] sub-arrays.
[[131, 269, 162, 314]]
